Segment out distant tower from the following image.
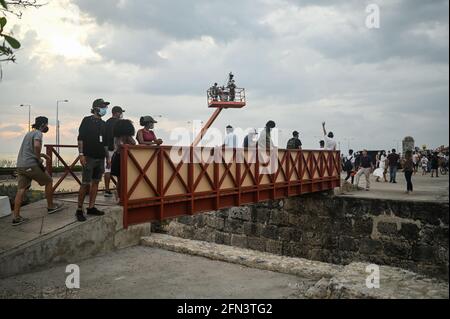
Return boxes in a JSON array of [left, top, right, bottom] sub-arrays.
[[402, 136, 415, 155]]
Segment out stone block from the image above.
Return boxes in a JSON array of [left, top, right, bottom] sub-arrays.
[[383, 241, 411, 258], [378, 222, 398, 236], [359, 238, 382, 255], [399, 223, 420, 241], [230, 234, 248, 248], [229, 206, 251, 221], [266, 240, 282, 255], [214, 231, 231, 245], [261, 224, 278, 240], [412, 245, 435, 262], [247, 237, 266, 252], [224, 219, 244, 234]]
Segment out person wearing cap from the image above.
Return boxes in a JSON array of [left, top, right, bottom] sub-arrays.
[[322, 121, 336, 151], [76, 98, 112, 222], [13, 117, 63, 226], [354, 149, 373, 191], [286, 131, 302, 150], [136, 116, 163, 146], [103, 106, 125, 198]]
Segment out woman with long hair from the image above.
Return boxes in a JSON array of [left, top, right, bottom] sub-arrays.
[[111, 119, 136, 201]]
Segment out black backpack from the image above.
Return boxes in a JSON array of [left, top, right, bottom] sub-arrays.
[[344, 156, 354, 172]]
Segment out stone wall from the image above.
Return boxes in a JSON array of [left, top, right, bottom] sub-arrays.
[[153, 193, 449, 280]]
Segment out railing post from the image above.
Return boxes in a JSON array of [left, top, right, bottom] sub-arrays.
[[46, 145, 53, 177], [121, 144, 129, 228]]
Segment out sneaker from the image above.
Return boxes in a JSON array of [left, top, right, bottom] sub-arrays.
[[365, 188, 370, 191], [104, 191, 113, 198], [76, 209, 87, 222], [87, 207, 105, 216], [12, 216, 29, 226], [48, 203, 64, 215]]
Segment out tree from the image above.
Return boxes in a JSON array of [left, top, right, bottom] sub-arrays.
[[0, 0, 44, 78]]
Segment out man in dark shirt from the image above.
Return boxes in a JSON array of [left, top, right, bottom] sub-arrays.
[[76, 98, 111, 222], [104, 106, 125, 197], [354, 149, 373, 191], [286, 131, 302, 150], [387, 148, 400, 183]]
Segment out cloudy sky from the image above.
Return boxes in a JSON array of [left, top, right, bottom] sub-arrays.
[[0, 0, 448, 160]]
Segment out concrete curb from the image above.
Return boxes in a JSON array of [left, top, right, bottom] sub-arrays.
[[141, 233, 343, 280], [141, 234, 449, 299]]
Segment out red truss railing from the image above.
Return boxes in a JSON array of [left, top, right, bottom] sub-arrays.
[[120, 145, 341, 228]]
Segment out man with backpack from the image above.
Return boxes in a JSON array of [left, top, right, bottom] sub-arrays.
[[343, 149, 356, 184], [286, 131, 302, 150]]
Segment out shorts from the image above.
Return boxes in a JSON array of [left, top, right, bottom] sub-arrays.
[[82, 157, 105, 184], [104, 151, 115, 173], [17, 166, 52, 189]]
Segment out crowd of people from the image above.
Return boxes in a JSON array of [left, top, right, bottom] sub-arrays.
[[223, 121, 337, 152], [342, 147, 449, 194], [12, 97, 447, 226], [12, 98, 163, 225]]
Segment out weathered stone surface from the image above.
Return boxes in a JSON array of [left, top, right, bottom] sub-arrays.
[[412, 245, 435, 262], [247, 237, 266, 252], [266, 240, 282, 255], [229, 207, 251, 221], [256, 208, 270, 223], [305, 262, 448, 299], [261, 224, 279, 240], [378, 222, 398, 236], [224, 219, 244, 234], [269, 210, 290, 226], [383, 241, 411, 258], [214, 231, 231, 245], [359, 239, 382, 255], [339, 236, 359, 252], [399, 223, 420, 241], [158, 194, 449, 280], [230, 234, 247, 248]]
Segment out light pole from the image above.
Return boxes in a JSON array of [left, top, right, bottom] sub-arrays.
[[56, 99, 69, 167], [343, 137, 355, 151], [19, 104, 31, 132]]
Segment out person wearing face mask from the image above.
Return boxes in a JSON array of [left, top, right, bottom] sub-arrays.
[[13, 116, 63, 226], [76, 98, 111, 222], [103, 106, 125, 198], [136, 116, 163, 146]]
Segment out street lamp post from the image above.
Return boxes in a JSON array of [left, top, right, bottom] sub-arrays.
[[56, 100, 69, 167], [19, 104, 31, 132]]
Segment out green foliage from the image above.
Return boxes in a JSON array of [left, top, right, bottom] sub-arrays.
[[0, 184, 45, 209]]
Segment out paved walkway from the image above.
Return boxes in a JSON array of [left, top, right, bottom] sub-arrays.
[[1, 235, 447, 299], [0, 246, 314, 299], [338, 172, 449, 202]]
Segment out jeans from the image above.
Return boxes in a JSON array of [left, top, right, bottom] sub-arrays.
[[389, 166, 398, 182], [404, 171, 413, 191]]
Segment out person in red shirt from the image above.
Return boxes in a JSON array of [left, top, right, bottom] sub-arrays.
[[136, 116, 163, 146]]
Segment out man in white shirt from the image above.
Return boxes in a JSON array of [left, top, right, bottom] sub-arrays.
[[223, 125, 237, 148], [322, 122, 337, 151]]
